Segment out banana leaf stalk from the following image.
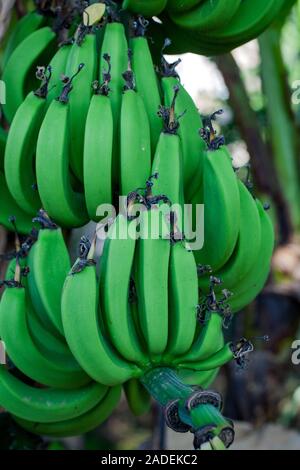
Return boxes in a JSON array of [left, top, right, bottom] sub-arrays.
[[259, 26, 300, 230]]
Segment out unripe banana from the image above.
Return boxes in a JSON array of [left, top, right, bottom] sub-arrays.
[[159, 57, 204, 202], [229, 200, 275, 313], [169, 0, 241, 32], [100, 214, 149, 365], [0, 285, 90, 389], [2, 26, 56, 123], [2, 10, 46, 68], [27, 211, 71, 336], [65, 30, 97, 180], [62, 238, 141, 386], [13, 386, 121, 437], [120, 53, 151, 196], [165, 241, 198, 359], [36, 65, 89, 228], [134, 207, 171, 359], [130, 17, 162, 152], [192, 141, 240, 272], [84, 55, 113, 221], [5, 76, 50, 216], [198, 179, 262, 295], [0, 366, 105, 423], [176, 309, 224, 364], [47, 43, 73, 105], [100, 21, 128, 187]]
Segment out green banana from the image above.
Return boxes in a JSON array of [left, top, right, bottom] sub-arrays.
[[122, 0, 168, 16], [124, 379, 151, 416], [179, 338, 253, 371], [100, 21, 128, 186], [83, 55, 113, 221], [0, 366, 105, 423], [4, 70, 52, 216], [130, 18, 162, 153], [2, 11, 46, 69], [202, 0, 283, 45], [176, 309, 224, 364], [65, 30, 97, 180], [198, 180, 262, 295], [192, 136, 240, 272], [62, 238, 141, 386], [100, 214, 149, 365], [27, 211, 71, 336], [120, 53, 151, 196], [169, 0, 241, 32], [5, 256, 77, 364], [160, 52, 204, 201], [0, 284, 90, 389], [165, 241, 198, 359], [134, 207, 171, 359], [0, 172, 33, 234], [36, 65, 89, 228], [2, 26, 56, 123], [13, 386, 121, 437], [151, 86, 185, 210], [229, 201, 275, 313]]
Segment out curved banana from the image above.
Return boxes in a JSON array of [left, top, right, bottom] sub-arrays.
[[62, 239, 141, 386], [229, 201, 275, 313], [198, 179, 262, 295], [165, 241, 198, 359], [65, 30, 97, 180], [160, 56, 204, 201], [84, 56, 113, 221], [0, 172, 33, 234], [122, 0, 168, 16], [100, 21, 128, 186], [2, 11, 46, 68], [124, 379, 151, 416], [2, 26, 56, 123], [130, 17, 162, 152], [4, 73, 51, 216], [193, 142, 240, 272], [134, 208, 171, 359], [27, 212, 71, 335], [0, 283, 90, 389], [100, 215, 149, 365], [176, 309, 224, 364], [169, 0, 241, 32], [13, 386, 121, 437], [0, 366, 105, 423], [201, 0, 282, 45], [151, 86, 185, 209], [179, 338, 253, 371], [120, 55, 151, 196], [36, 66, 89, 228]]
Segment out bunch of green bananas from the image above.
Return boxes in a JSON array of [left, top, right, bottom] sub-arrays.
[[119, 0, 291, 55], [0, 0, 276, 451], [2, 6, 206, 228], [0, 208, 253, 448]]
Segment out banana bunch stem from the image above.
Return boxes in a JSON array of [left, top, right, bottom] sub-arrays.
[[141, 367, 233, 450]]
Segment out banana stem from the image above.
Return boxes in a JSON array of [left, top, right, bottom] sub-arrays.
[[140, 368, 233, 449]]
